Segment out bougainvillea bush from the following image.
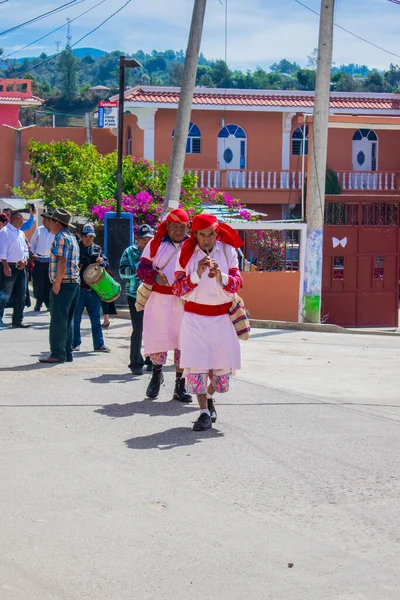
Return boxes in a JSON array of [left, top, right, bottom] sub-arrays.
[[90, 158, 254, 228]]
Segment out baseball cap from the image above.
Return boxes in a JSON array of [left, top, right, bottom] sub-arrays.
[[82, 224, 96, 237], [137, 224, 154, 239]]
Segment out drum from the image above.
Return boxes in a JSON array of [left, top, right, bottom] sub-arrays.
[[83, 264, 121, 303]]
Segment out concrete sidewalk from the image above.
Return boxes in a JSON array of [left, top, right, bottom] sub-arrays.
[[1, 308, 400, 600]]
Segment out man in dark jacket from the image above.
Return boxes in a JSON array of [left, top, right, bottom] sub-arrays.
[[119, 224, 154, 375], [72, 224, 110, 353]]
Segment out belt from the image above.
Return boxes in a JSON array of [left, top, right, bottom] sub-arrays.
[[153, 283, 174, 295], [184, 301, 232, 316]]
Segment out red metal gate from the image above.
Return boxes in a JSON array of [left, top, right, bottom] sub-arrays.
[[322, 197, 399, 327]]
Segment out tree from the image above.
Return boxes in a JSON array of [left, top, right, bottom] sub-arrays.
[[210, 60, 233, 88], [169, 62, 184, 86], [307, 48, 318, 69], [385, 64, 400, 89], [58, 46, 78, 103], [364, 72, 387, 93], [297, 69, 316, 91], [332, 72, 360, 92]]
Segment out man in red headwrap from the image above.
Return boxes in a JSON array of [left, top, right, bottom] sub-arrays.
[[172, 214, 244, 431], [138, 208, 192, 401]]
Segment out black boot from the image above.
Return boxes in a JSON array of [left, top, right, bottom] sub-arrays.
[[173, 376, 192, 403], [208, 397, 217, 423], [146, 365, 164, 399]]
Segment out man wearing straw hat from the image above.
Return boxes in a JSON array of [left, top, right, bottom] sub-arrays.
[[137, 209, 192, 402], [172, 213, 244, 431], [39, 208, 80, 364]]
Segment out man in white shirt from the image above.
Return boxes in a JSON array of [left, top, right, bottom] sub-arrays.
[[30, 214, 55, 311], [0, 211, 31, 329]]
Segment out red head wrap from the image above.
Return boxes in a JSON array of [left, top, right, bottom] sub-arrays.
[[179, 214, 243, 268], [149, 208, 189, 258]]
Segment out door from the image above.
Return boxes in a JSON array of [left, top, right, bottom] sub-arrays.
[[351, 129, 378, 189], [217, 124, 247, 187]]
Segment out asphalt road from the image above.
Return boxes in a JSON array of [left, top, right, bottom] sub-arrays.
[[1, 308, 400, 600]]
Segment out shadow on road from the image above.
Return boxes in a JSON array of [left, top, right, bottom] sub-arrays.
[[125, 426, 224, 450], [0, 362, 55, 372], [95, 398, 197, 419]]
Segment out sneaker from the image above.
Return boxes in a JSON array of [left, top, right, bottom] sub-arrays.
[[94, 346, 111, 353], [208, 397, 217, 423], [72, 346, 80, 352], [193, 412, 212, 431], [0, 320, 9, 329]]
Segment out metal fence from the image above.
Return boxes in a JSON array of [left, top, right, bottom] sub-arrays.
[[239, 228, 300, 272]]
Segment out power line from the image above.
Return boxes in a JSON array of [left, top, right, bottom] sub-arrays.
[[0, 0, 11, 5], [4, 0, 110, 60], [293, 0, 400, 61], [27, 0, 132, 73], [0, 0, 87, 38]]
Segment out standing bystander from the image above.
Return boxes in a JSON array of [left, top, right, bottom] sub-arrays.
[[72, 224, 110, 353], [30, 213, 55, 311], [119, 224, 154, 375], [39, 209, 80, 364], [0, 211, 31, 329]]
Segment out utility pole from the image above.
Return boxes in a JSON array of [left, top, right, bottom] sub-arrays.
[[163, 0, 207, 209], [302, 0, 335, 323], [66, 18, 72, 47]]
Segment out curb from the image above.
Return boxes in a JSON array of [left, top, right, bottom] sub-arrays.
[[114, 308, 400, 338], [249, 319, 400, 337]]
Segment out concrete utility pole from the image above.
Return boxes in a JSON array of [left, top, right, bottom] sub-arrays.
[[302, 0, 335, 323], [163, 0, 207, 209]]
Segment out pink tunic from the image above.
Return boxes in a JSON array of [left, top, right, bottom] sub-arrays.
[[174, 242, 241, 373], [141, 240, 184, 356]]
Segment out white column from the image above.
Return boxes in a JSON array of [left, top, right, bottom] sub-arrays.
[[128, 108, 158, 162], [281, 112, 295, 176]]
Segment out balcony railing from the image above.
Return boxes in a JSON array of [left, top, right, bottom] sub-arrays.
[[184, 169, 303, 190], [338, 171, 400, 192]]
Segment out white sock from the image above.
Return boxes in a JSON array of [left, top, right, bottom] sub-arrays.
[[200, 409, 211, 416]]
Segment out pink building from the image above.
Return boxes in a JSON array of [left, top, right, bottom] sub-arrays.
[[0, 79, 42, 127]]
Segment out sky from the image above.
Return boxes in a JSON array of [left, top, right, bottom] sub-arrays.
[[0, 0, 399, 71]]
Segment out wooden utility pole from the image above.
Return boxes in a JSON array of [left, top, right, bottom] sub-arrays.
[[163, 0, 207, 209], [302, 0, 335, 323]]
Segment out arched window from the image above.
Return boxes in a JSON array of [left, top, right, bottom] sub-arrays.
[[172, 122, 201, 154], [353, 129, 378, 142], [218, 124, 246, 139], [126, 126, 132, 156], [292, 125, 309, 156]]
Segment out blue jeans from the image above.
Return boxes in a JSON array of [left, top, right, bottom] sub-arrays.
[[0, 264, 26, 325], [73, 288, 105, 349], [49, 283, 79, 361]]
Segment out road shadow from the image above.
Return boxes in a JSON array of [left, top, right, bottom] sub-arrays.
[[125, 426, 224, 450], [249, 330, 293, 339], [0, 362, 57, 372], [87, 373, 141, 384], [95, 398, 197, 419]]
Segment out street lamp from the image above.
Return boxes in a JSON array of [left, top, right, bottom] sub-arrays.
[[105, 55, 142, 307], [116, 56, 142, 216]]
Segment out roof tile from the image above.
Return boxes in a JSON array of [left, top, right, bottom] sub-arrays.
[[123, 88, 400, 112]]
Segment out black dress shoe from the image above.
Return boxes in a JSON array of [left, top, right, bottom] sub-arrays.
[[173, 377, 193, 403], [208, 397, 217, 423], [146, 367, 164, 399], [66, 355, 73, 363], [193, 413, 212, 431], [12, 323, 32, 329]]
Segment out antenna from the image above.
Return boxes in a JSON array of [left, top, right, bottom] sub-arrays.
[[66, 18, 71, 47]]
